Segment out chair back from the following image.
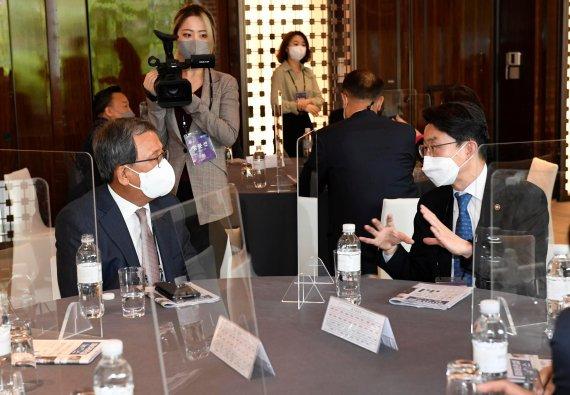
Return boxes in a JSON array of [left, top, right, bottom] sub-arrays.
[[526, 157, 558, 246], [380, 198, 420, 252]]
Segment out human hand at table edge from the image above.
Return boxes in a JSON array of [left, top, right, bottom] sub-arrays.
[[359, 216, 414, 255], [476, 379, 552, 395], [420, 204, 473, 258]]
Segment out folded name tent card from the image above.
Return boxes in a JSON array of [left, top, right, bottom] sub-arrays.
[[507, 353, 552, 383], [321, 296, 398, 353], [210, 315, 275, 380]]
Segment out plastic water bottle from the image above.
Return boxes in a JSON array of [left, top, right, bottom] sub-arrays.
[[302, 128, 312, 157], [472, 299, 508, 382], [336, 224, 361, 305], [545, 254, 570, 338], [93, 339, 134, 395], [252, 145, 266, 189], [0, 324, 11, 392], [76, 234, 104, 319]]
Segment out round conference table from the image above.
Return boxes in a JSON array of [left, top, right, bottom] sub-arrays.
[[27, 277, 550, 394]]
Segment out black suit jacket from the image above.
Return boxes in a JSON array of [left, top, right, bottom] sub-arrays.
[[56, 185, 201, 297], [552, 308, 570, 394], [381, 170, 548, 296], [302, 110, 418, 274]]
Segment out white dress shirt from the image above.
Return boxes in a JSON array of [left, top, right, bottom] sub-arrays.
[[107, 185, 165, 280]]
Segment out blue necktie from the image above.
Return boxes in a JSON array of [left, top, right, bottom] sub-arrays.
[[454, 192, 473, 285]]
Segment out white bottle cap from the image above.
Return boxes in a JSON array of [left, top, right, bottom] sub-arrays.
[[342, 224, 355, 233], [480, 299, 500, 315], [102, 339, 123, 357], [102, 292, 115, 301], [81, 234, 94, 243]]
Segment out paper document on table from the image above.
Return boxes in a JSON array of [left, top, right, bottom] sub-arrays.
[[150, 282, 220, 308], [321, 296, 398, 353], [34, 339, 106, 364], [507, 353, 551, 383], [389, 283, 472, 310]]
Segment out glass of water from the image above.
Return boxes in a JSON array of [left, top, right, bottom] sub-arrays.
[[10, 317, 36, 368], [446, 359, 480, 395], [177, 306, 209, 361], [118, 267, 145, 318]]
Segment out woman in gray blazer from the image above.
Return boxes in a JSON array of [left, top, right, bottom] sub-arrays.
[[143, 3, 239, 227]]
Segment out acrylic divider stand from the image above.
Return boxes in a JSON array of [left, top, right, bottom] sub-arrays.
[[269, 98, 295, 192], [281, 256, 334, 309], [58, 302, 103, 340]]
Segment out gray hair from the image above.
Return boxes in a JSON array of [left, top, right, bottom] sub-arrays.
[[93, 118, 159, 183]]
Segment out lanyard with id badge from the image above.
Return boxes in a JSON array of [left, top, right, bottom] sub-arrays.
[[182, 69, 217, 165], [288, 70, 307, 106]]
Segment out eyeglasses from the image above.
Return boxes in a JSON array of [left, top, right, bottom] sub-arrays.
[[418, 141, 457, 158], [125, 150, 169, 166]]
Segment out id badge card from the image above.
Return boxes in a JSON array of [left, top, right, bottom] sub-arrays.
[[295, 92, 307, 100], [183, 130, 217, 165]]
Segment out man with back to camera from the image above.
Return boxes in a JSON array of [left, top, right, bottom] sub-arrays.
[[360, 101, 548, 296], [300, 69, 418, 275], [57, 118, 203, 297]]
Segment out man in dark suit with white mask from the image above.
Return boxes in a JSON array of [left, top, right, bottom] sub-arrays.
[[361, 102, 548, 296], [56, 118, 203, 297]]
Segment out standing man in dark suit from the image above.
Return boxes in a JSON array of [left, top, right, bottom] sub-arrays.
[[302, 70, 418, 275], [57, 118, 202, 297], [361, 102, 548, 295]]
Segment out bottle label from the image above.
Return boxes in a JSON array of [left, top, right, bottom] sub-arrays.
[[94, 384, 134, 395], [77, 262, 101, 284], [337, 251, 360, 272], [472, 340, 508, 373], [252, 159, 265, 171], [546, 276, 569, 301], [0, 327, 10, 356]]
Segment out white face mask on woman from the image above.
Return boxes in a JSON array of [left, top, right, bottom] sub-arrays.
[[126, 159, 176, 199], [288, 45, 306, 61], [422, 143, 472, 187]]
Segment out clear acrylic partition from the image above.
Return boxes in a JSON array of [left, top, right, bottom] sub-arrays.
[[382, 89, 432, 127], [282, 128, 333, 308], [471, 140, 566, 355], [0, 149, 98, 393], [150, 184, 269, 393]]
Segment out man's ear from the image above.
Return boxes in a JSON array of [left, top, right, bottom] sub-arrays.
[[465, 140, 478, 157], [375, 96, 384, 112], [115, 165, 131, 186], [103, 105, 114, 120]]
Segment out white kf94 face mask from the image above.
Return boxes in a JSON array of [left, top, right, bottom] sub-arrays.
[[126, 159, 175, 199], [422, 143, 472, 187], [288, 45, 306, 61]]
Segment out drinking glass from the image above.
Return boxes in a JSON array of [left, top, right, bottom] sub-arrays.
[[177, 306, 209, 361], [545, 299, 563, 339], [118, 267, 145, 318], [10, 318, 35, 368], [446, 359, 480, 395]]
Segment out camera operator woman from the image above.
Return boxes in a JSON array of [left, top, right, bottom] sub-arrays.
[[143, 4, 239, 228], [271, 31, 323, 157]]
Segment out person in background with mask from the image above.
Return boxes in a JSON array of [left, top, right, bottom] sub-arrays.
[[299, 70, 418, 275], [271, 31, 323, 157], [56, 118, 204, 298], [360, 102, 548, 290], [143, 4, 239, 234]]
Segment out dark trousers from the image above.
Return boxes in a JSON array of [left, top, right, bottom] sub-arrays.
[[283, 112, 312, 157]]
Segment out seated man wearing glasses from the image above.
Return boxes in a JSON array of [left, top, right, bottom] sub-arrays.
[[56, 118, 202, 297], [361, 102, 548, 296]]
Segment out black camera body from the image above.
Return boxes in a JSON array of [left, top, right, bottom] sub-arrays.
[[148, 30, 215, 108]]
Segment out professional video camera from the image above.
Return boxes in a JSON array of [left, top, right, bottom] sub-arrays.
[[148, 30, 215, 108]]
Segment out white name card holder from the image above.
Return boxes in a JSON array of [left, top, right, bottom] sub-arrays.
[[58, 302, 103, 340], [321, 296, 398, 353], [210, 315, 275, 380], [282, 256, 334, 309]]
